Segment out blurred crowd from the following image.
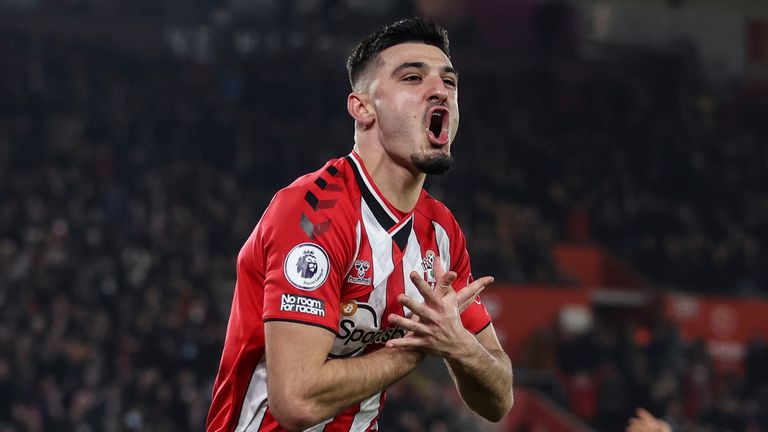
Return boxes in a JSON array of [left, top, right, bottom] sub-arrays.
[[519, 319, 768, 431], [1, 2, 768, 431], [458, 57, 768, 294], [0, 31, 506, 432]]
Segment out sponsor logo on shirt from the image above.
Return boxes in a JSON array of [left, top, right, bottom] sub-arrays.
[[329, 302, 405, 358], [283, 243, 330, 291], [280, 293, 326, 317], [347, 259, 371, 285], [337, 320, 405, 347], [340, 300, 358, 316]]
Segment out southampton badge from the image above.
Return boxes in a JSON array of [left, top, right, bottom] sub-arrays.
[[284, 243, 330, 291], [347, 259, 371, 285], [421, 250, 436, 283]]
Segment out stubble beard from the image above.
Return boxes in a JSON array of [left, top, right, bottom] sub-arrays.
[[410, 151, 454, 176]]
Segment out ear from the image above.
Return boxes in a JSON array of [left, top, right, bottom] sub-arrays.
[[347, 92, 375, 128]]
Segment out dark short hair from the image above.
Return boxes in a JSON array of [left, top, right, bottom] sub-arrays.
[[346, 17, 450, 89]]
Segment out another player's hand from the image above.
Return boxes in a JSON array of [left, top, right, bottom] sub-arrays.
[[626, 408, 672, 432], [384, 269, 493, 358]]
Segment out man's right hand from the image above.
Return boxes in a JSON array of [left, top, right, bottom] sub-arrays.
[[383, 270, 493, 357]]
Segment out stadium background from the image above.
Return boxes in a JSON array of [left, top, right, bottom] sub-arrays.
[[1, 0, 768, 430]]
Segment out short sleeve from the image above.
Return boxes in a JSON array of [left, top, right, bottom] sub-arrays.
[[259, 187, 355, 333]]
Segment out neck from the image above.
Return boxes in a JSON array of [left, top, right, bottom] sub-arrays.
[[353, 143, 425, 213]]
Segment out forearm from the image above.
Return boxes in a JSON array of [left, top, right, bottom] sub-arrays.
[[445, 339, 514, 422], [310, 347, 422, 416], [384, 273, 514, 422], [270, 346, 423, 430]]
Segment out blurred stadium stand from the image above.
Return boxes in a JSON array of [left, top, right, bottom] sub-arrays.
[[1, 0, 768, 431]]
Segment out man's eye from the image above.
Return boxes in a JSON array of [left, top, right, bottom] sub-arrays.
[[443, 78, 456, 87], [403, 75, 421, 82]]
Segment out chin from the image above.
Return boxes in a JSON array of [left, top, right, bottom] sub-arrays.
[[411, 152, 454, 176]]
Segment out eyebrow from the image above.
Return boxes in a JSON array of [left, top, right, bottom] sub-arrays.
[[391, 61, 459, 78]]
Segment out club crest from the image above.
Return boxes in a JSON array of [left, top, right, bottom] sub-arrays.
[[421, 250, 436, 283]]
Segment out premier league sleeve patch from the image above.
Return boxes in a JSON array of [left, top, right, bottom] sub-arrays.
[[283, 243, 330, 291]]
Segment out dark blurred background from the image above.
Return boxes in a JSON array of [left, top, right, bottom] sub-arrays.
[[1, 0, 768, 431]]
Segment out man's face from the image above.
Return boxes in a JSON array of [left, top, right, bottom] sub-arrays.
[[365, 43, 459, 175]]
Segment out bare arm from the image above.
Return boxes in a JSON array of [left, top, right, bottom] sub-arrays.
[[386, 272, 514, 422], [265, 322, 423, 431], [444, 323, 513, 421], [265, 273, 493, 430]]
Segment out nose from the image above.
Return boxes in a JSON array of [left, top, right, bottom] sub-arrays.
[[426, 77, 448, 104]]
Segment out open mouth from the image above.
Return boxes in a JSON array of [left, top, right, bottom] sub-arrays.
[[427, 106, 449, 146]]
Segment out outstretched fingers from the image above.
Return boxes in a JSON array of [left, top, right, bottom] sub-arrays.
[[387, 270, 496, 356], [408, 271, 444, 307], [456, 276, 494, 312], [435, 270, 457, 297], [404, 271, 495, 314], [396, 292, 436, 323], [385, 334, 428, 349], [386, 311, 431, 349], [387, 313, 430, 336], [432, 257, 454, 296]]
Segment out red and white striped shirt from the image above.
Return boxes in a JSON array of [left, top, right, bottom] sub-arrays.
[[207, 152, 491, 432]]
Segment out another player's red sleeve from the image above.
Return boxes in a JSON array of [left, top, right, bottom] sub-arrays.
[[449, 220, 492, 334], [258, 186, 356, 333]]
